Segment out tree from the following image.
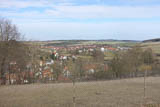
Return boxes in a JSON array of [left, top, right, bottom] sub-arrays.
[[110, 52, 124, 78], [0, 17, 29, 85], [142, 48, 154, 65], [92, 50, 104, 62], [139, 48, 154, 100], [127, 46, 144, 77], [74, 58, 86, 80], [110, 45, 155, 79], [51, 61, 62, 82]]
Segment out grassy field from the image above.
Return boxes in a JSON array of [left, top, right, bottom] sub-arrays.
[[34, 40, 138, 47], [140, 42, 160, 54], [0, 77, 160, 107], [140, 42, 160, 60]]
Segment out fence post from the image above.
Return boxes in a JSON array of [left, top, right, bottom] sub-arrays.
[[144, 70, 147, 103], [73, 79, 76, 107]]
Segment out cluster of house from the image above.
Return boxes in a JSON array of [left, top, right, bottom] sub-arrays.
[[41, 44, 131, 53], [4, 62, 34, 84], [35, 60, 109, 82], [35, 64, 71, 82], [49, 51, 77, 62], [2, 44, 131, 84]]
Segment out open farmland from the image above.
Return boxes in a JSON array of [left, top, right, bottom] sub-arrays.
[[0, 77, 160, 107], [140, 42, 160, 54], [140, 42, 160, 60]]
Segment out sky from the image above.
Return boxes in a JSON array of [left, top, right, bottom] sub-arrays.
[[0, 0, 160, 40]]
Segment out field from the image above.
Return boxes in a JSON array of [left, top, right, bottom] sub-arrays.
[[0, 77, 160, 107], [36, 40, 138, 47], [140, 42, 160, 54]]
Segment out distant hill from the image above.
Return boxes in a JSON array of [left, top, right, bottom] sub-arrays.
[[43, 39, 139, 47], [96, 39, 140, 42], [44, 39, 139, 42], [143, 38, 160, 43]]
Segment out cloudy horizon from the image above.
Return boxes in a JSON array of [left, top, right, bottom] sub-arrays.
[[0, 0, 160, 40]]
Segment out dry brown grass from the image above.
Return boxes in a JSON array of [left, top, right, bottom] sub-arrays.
[[0, 77, 160, 107], [140, 42, 160, 54]]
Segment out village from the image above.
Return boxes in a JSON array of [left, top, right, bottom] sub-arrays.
[[5, 43, 132, 85]]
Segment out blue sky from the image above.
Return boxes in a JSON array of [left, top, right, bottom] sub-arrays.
[[0, 0, 160, 40]]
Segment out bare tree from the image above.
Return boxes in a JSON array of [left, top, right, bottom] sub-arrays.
[[0, 18, 21, 41], [92, 50, 104, 62], [0, 17, 29, 85], [51, 61, 62, 82]]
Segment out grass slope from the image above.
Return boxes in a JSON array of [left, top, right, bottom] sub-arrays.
[[0, 77, 160, 107], [141, 42, 160, 53]]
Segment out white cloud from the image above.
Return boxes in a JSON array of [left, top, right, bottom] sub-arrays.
[[46, 5, 160, 19], [0, 0, 72, 8], [1, 0, 160, 19], [0, 0, 160, 9], [0, 0, 49, 8], [2, 5, 160, 19]]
